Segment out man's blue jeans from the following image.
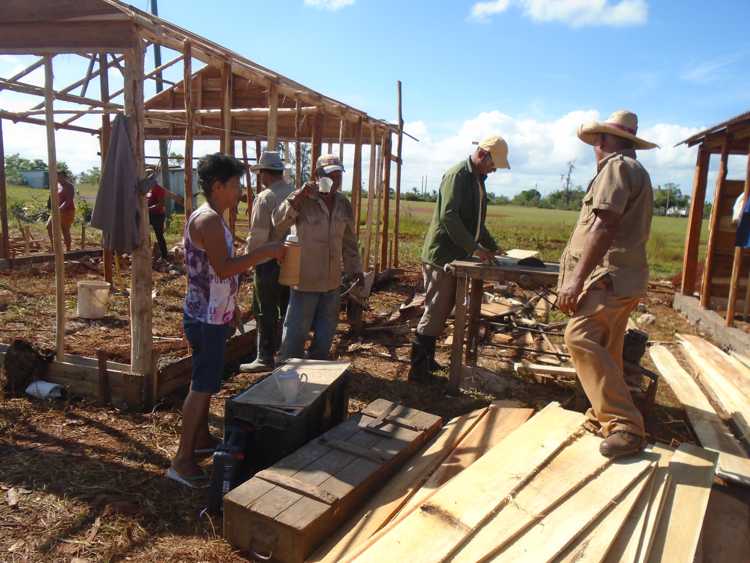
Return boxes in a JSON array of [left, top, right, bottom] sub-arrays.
[[279, 288, 341, 361]]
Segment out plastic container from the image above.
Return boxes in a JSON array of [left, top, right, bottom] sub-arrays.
[[278, 234, 301, 287], [76, 280, 111, 319]]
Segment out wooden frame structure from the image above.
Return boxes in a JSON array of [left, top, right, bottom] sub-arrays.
[[679, 110, 750, 327], [0, 0, 406, 406]]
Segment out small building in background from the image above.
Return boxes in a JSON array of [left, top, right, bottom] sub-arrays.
[[20, 170, 48, 189]]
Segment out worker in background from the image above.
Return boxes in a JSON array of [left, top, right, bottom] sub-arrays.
[[409, 137, 509, 383], [239, 152, 294, 372], [169, 153, 285, 487], [146, 167, 183, 261], [273, 154, 364, 361], [557, 110, 658, 459], [47, 168, 76, 252]]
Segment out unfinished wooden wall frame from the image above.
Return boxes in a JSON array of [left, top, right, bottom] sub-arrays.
[[701, 136, 731, 308], [681, 148, 710, 296]]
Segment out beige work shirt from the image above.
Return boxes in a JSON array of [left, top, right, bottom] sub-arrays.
[[273, 190, 363, 292], [558, 150, 653, 298], [246, 179, 295, 265]]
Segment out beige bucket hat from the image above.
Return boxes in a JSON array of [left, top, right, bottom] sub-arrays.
[[577, 110, 658, 150], [478, 135, 510, 169]]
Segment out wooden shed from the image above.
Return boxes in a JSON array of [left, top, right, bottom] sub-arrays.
[[0, 0, 406, 406], [679, 110, 750, 327]]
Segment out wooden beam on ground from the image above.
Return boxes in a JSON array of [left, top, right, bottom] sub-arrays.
[[380, 132, 392, 269], [43, 56, 65, 361], [727, 147, 750, 325], [267, 81, 278, 149], [183, 40, 194, 218], [125, 41, 153, 377], [0, 119, 8, 261], [309, 407, 491, 563], [651, 345, 750, 486], [702, 138, 731, 308], [392, 80, 403, 268], [679, 333, 750, 444], [648, 443, 718, 563], [351, 117, 363, 237], [350, 403, 584, 562]]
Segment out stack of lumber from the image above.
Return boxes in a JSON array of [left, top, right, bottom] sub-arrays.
[[312, 402, 718, 563], [649, 336, 750, 486]]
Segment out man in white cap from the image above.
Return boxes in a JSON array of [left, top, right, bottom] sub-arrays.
[[273, 154, 364, 361], [240, 151, 294, 372], [409, 136, 510, 383], [557, 110, 658, 458]]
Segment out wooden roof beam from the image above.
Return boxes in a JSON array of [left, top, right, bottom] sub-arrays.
[[0, 57, 45, 92], [0, 109, 99, 135], [0, 78, 122, 109]]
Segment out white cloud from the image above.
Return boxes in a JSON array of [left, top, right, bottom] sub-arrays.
[[681, 53, 743, 83], [470, 0, 511, 22], [469, 0, 648, 27], [303, 0, 355, 11]]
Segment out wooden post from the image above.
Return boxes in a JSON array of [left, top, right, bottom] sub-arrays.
[[221, 61, 233, 155], [351, 117, 363, 237], [267, 82, 279, 150], [99, 52, 113, 283], [727, 146, 750, 325], [311, 111, 323, 170], [242, 139, 253, 221], [44, 56, 65, 361], [681, 147, 709, 296], [449, 275, 468, 393], [380, 132, 392, 270], [701, 137, 730, 309], [183, 40, 194, 218], [0, 118, 9, 260], [373, 133, 384, 273], [338, 118, 345, 162], [363, 127, 377, 269], [294, 99, 302, 189], [255, 139, 262, 193], [125, 41, 153, 377], [393, 81, 404, 268]]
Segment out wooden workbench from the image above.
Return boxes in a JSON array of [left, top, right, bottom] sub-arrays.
[[445, 258, 559, 392]]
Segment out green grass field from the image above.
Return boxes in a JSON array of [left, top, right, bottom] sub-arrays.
[[6, 184, 705, 278]]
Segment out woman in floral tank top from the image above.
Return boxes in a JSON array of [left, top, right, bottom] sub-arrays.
[[168, 153, 285, 488]]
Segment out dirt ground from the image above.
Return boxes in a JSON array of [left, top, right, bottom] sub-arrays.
[[0, 261, 707, 562]]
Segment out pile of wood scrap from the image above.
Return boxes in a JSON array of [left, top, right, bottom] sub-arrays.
[[649, 335, 750, 487], [312, 402, 718, 563]]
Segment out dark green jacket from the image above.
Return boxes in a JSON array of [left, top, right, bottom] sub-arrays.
[[421, 158, 498, 267]]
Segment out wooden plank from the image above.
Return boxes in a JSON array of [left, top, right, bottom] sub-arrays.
[[321, 438, 394, 464], [487, 454, 656, 562], [0, 118, 8, 260], [555, 468, 657, 563], [449, 274, 468, 393], [648, 443, 718, 563], [650, 345, 750, 486], [702, 138, 731, 307], [267, 82, 279, 149], [380, 133, 391, 269], [350, 403, 584, 563], [0, 21, 135, 53], [183, 40, 194, 217], [505, 249, 540, 260], [602, 445, 674, 563], [309, 407, 489, 563], [255, 470, 339, 505], [679, 334, 750, 442], [392, 81, 403, 267], [363, 127, 377, 269], [398, 403, 533, 519], [351, 117, 363, 238]]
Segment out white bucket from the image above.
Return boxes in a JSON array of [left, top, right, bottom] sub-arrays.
[[77, 280, 111, 319]]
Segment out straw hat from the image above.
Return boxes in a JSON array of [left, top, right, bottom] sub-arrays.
[[478, 135, 510, 169], [577, 110, 658, 150]]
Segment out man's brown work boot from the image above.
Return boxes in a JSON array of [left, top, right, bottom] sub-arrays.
[[599, 431, 645, 459]]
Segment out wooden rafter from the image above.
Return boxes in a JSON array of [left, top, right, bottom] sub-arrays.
[[0, 78, 122, 109], [0, 109, 99, 134], [0, 57, 45, 93]]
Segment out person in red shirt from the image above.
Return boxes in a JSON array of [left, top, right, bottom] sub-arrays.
[[47, 169, 76, 252], [146, 168, 182, 260]]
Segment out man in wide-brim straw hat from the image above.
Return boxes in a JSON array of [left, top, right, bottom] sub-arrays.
[[557, 110, 658, 458]]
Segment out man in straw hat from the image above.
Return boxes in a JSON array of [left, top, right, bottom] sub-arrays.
[[273, 154, 364, 361], [409, 136, 510, 384], [557, 110, 658, 458], [239, 151, 295, 372]]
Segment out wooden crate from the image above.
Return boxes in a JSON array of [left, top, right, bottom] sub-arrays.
[[223, 399, 442, 562]]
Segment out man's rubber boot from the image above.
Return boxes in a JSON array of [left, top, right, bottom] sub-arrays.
[[408, 334, 432, 383], [599, 431, 645, 459], [239, 330, 274, 373], [422, 335, 442, 373]]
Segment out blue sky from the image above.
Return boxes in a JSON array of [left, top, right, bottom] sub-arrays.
[[1, 0, 749, 196]]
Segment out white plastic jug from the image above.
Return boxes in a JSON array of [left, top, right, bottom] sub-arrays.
[[77, 280, 111, 319], [273, 368, 308, 403]]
